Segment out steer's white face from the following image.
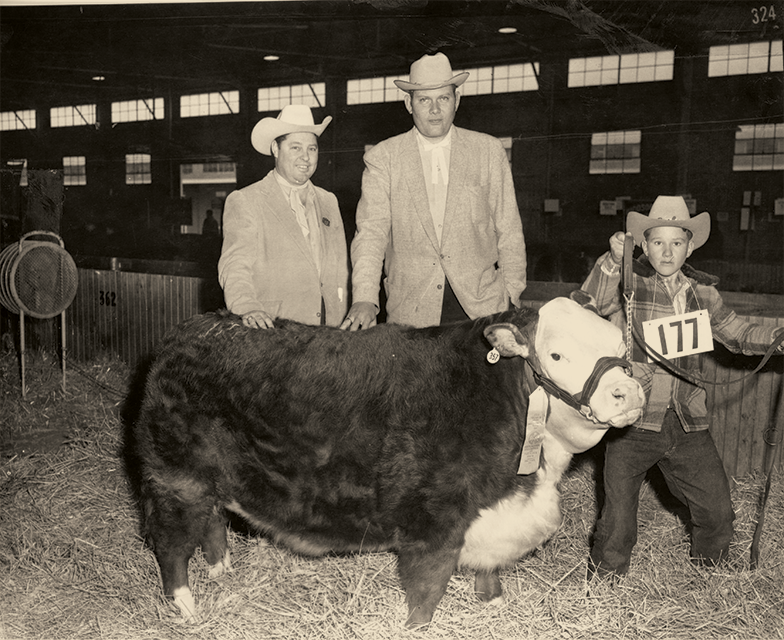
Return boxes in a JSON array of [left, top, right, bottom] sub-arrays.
[[534, 298, 644, 429], [484, 297, 645, 437]]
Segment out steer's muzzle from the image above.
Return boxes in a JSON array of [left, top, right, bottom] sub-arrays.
[[588, 371, 645, 427]]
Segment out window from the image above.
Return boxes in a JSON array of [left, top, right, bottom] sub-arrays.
[[590, 130, 641, 174], [203, 162, 236, 173], [180, 91, 239, 118], [258, 83, 326, 111], [112, 98, 164, 123], [50, 104, 96, 128], [179, 162, 237, 235], [346, 76, 405, 105], [126, 153, 152, 184], [457, 63, 539, 96], [709, 40, 783, 77], [1, 109, 37, 131], [347, 63, 538, 105], [733, 123, 784, 171], [63, 156, 86, 186], [568, 51, 674, 87]]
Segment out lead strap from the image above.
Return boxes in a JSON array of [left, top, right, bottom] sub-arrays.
[[622, 232, 635, 360]]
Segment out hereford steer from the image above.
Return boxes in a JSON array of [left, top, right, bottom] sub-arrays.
[[128, 297, 644, 627]]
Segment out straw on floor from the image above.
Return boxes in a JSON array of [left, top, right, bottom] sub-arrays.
[[1, 349, 782, 640]]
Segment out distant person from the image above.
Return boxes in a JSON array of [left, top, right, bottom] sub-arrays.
[[341, 52, 526, 331], [202, 209, 219, 237], [575, 195, 784, 579], [218, 105, 349, 328]]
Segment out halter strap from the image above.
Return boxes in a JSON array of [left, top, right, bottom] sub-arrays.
[[530, 356, 632, 420]]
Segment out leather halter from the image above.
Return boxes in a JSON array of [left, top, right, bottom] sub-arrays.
[[529, 356, 632, 421]]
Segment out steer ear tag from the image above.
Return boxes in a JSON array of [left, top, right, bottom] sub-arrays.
[[518, 386, 548, 475], [487, 348, 500, 364]]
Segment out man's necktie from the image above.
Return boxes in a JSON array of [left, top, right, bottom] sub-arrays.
[[289, 186, 310, 238], [422, 138, 450, 185]]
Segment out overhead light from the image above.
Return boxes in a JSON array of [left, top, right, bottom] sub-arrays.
[[263, 55, 280, 61], [498, 27, 517, 34], [92, 75, 105, 81]]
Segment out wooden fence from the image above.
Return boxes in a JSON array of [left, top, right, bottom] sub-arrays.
[[59, 268, 784, 478], [66, 258, 218, 366]]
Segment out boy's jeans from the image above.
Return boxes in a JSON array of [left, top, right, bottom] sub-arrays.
[[590, 408, 735, 576]]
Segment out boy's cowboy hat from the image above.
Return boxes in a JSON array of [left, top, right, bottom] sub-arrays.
[[251, 105, 332, 155], [627, 195, 711, 249], [394, 53, 469, 92]]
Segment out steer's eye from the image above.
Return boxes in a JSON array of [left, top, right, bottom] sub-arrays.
[[550, 353, 561, 362]]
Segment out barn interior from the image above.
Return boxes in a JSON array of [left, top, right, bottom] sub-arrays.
[[0, 0, 782, 363], [2, 6, 784, 638]]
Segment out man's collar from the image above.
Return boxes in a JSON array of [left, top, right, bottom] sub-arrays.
[[274, 170, 310, 192], [415, 126, 453, 149]]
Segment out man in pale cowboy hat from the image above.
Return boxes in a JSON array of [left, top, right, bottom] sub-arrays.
[[574, 194, 784, 580], [341, 52, 526, 330], [218, 105, 349, 328]]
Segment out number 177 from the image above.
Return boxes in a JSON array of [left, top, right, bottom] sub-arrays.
[[658, 317, 699, 356]]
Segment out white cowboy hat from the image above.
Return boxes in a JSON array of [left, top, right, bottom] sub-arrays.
[[251, 105, 333, 155], [626, 195, 711, 249], [393, 53, 469, 92]]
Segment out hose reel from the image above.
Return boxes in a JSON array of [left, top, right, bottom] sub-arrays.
[[0, 231, 78, 397]]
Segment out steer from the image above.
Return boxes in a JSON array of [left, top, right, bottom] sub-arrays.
[[128, 297, 645, 627]]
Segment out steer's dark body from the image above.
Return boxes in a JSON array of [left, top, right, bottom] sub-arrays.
[[131, 308, 538, 621], [129, 302, 643, 626]]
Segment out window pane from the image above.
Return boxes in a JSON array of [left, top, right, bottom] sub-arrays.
[[637, 65, 655, 83], [591, 146, 606, 160], [624, 158, 641, 173], [752, 155, 773, 170], [733, 122, 784, 171], [771, 41, 784, 72], [590, 129, 642, 174], [589, 160, 605, 174]]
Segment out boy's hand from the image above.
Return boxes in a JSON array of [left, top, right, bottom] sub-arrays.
[[609, 231, 626, 265]]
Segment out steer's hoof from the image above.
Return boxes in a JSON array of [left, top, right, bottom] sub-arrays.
[[208, 548, 232, 579], [483, 595, 504, 608], [405, 605, 434, 629], [173, 587, 199, 623], [474, 570, 503, 603]]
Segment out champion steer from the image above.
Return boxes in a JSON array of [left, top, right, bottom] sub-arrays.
[[129, 297, 644, 627]]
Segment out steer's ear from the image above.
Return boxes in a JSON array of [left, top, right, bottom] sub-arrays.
[[484, 323, 530, 358], [570, 289, 600, 316]]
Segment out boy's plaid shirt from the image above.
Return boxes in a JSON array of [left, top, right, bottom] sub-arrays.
[[575, 252, 782, 432]]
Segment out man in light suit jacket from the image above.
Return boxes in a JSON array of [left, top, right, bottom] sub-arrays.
[[219, 105, 349, 328], [342, 53, 527, 330]]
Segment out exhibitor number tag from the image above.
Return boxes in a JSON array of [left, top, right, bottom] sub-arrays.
[[642, 310, 713, 362]]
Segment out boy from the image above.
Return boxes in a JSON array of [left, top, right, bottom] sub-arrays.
[[575, 195, 783, 578]]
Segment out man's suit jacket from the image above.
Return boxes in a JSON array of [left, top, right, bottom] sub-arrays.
[[218, 171, 350, 326], [351, 126, 527, 327]]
